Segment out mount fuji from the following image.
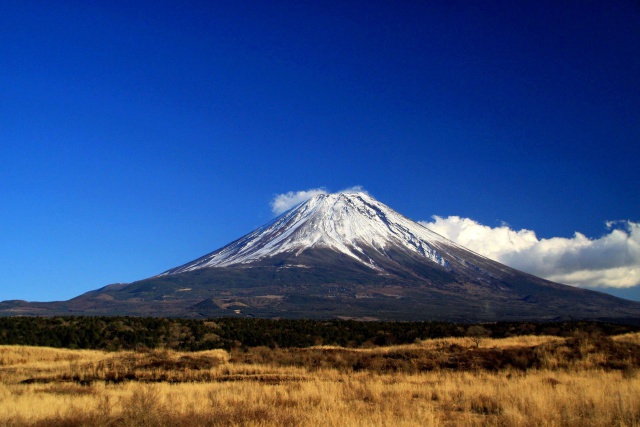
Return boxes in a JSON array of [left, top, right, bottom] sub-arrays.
[[2, 191, 640, 321]]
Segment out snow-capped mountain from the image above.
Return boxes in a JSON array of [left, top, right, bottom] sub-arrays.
[[3, 191, 640, 322], [163, 191, 454, 274]]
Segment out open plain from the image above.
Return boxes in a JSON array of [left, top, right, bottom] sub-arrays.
[[1, 332, 639, 426]]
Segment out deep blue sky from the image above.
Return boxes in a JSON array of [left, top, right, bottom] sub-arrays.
[[1, 1, 639, 302]]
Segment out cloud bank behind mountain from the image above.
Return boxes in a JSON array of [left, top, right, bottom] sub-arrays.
[[421, 216, 640, 290]]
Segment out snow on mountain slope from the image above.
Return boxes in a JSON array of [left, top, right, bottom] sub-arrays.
[[163, 192, 463, 275]]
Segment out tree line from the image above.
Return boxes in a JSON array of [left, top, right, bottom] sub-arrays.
[[0, 316, 637, 351]]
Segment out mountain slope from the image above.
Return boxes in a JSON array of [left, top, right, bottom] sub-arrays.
[[2, 191, 640, 322]]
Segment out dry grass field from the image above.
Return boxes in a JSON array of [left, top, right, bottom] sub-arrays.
[[0, 333, 639, 426]]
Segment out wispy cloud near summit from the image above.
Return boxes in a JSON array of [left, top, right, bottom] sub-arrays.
[[270, 186, 369, 214], [270, 188, 328, 214]]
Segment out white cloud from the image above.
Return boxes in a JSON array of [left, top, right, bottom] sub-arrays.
[[420, 217, 640, 289], [270, 188, 328, 214]]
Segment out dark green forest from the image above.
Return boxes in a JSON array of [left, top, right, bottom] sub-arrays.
[[1, 317, 638, 351]]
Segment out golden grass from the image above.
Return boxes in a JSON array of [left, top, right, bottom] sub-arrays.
[[613, 331, 640, 345], [0, 335, 639, 426], [313, 335, 564, 353], [0, 345, 106, 367]]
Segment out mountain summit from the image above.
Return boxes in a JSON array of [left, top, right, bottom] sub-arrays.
[[2, 192, 640, 321], [164, 192, 451, 274]]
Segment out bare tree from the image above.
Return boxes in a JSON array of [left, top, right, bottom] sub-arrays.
[[467, 325, 491, 348]]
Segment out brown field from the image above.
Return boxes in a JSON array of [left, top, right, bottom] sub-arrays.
[[1, 333, 639, 426]]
